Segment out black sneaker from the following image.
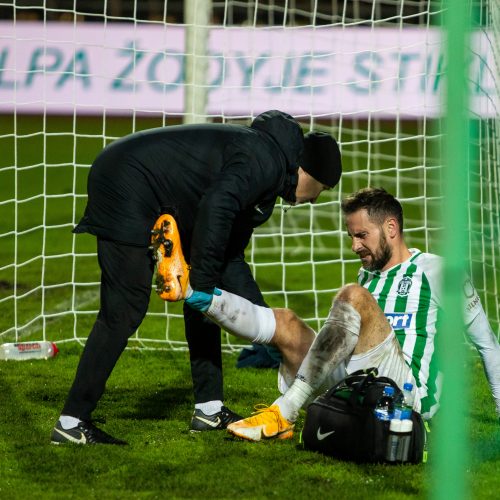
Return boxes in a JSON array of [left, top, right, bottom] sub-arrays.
[[51, 420, 127, 445], [190, 406, 243, 432]]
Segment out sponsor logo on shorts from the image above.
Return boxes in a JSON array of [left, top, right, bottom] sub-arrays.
[[385, 313, 413, 329]]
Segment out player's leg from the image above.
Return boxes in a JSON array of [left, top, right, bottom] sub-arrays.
[[220, 258, 312, 373], [52, 239, 153, 445], [227, 284, 390, 441], [206, 291, 315, 374]]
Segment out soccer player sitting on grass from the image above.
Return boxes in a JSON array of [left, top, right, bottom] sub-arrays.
[[183, 187, 500, 441]]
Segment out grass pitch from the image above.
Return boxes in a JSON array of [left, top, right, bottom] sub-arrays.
[[0, 343, 498, 499], [1, 114, 499, 498]]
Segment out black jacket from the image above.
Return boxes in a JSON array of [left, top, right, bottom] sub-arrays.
[[74, 110, 303, 292]]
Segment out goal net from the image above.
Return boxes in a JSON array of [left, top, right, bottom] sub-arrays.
[[0, 0, 498, 350]]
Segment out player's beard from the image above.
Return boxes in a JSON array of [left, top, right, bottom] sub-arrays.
[[361, 231, 392, 271]]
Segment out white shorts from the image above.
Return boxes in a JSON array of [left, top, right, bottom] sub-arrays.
[[278, 331, 421, 412]]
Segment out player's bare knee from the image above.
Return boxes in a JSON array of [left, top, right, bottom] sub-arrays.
[[334, 283, 370, 312]]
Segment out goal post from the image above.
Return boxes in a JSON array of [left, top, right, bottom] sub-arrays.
[[0, 1, 498, 354], [184, 0, 212, 124]]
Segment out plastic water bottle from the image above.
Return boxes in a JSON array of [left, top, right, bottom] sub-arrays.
[[374, 386, 395, 421], [0, 341, 59, 360], [386, 418, 414, 462], [397, 419, 413, 461], [394, 382, 415, 420]]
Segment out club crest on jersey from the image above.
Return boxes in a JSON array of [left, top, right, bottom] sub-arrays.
[[397, 276, 412, 297]]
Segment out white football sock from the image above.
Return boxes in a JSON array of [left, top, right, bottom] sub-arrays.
[[273, 379, 313, 422], [275, 300, 361, 421], [205, 289, 276, 344], [195, 400, 223, 415], [59, 415, 82, 430]]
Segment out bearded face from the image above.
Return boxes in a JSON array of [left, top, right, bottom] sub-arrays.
[[357, 229, 393, 271], [346, 209, 394, 272]]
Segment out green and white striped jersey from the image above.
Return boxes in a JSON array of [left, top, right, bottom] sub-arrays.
[[357, 248, 482, 419]]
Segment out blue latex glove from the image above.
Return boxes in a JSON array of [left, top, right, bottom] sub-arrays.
[[185, 288, 222, 312]]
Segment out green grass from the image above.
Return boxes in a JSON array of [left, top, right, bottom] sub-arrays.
[[1, 114, 499, 498], [0, 343, 498, 499]]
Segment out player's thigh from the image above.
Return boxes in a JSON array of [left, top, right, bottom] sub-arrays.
[[347, 333, 420, 409]]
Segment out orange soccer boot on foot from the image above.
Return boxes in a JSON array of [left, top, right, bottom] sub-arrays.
[[150, 214, 190, 301], [226, 404, 294, 442]]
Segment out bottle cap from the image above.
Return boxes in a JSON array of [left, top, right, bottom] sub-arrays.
[[51, 342, 59, 357], [390, 419, 402, 432], [400, 420, 413, 433], [403, 382, 413, 391]]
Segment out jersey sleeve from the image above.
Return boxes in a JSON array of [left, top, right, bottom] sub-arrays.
[[465, 294, 500, 416], [462, 277, 483, 325], [418, 253, 482, 325]]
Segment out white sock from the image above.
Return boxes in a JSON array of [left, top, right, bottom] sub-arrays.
[[59, 415, 82, 430], [274, 379, 313, 422], [195, 400, 223, 415], [205, 289, 276, 344]]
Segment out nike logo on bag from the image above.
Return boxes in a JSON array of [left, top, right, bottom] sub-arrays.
[[254, 204, 264, 215], [54, 427, 87, 444], [316, 428, 335, 441], [194, 416, 222, 428]]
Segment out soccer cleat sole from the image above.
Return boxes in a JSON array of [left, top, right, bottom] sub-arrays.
[[227, 425, 294, 442], [150, 214, 190, 301]]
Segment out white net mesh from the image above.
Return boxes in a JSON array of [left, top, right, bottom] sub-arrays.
[[0, 0, 498, 349]]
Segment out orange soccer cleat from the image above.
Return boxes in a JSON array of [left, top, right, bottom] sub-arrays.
[[226, 404, 294, 442], [150, 214, 190, 301]]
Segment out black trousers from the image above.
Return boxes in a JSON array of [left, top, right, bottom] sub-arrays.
[[184, 257, 267, 404], [62, 239, 153, 420], [63, 238, 265, 420]]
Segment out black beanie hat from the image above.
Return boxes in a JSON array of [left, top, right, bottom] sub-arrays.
[[301, 131, 342, 188]]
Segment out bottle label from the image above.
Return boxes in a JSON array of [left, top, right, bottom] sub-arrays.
[[15, 342, 42, 353], [400, 408, 412, 420], [394, 407, 412, 420]]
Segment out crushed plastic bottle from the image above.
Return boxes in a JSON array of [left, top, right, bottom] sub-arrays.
[[0, 341, 59, 360]]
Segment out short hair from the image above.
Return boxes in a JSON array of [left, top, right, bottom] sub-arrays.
[[340, 187, 404, 234]]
